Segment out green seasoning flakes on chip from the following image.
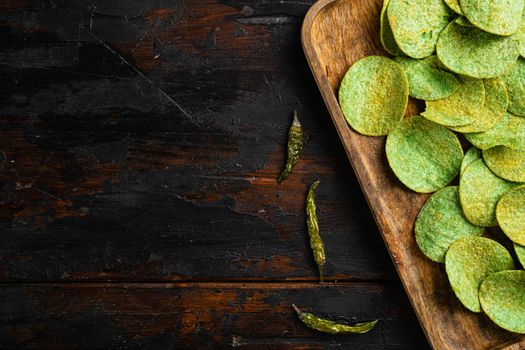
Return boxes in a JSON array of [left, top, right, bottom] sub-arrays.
[[451, 78, 508, 133], [395, 56, 459, 101], [380, 0, 403, 56], [483, 146, 525, 182], [460, 0, 524, 36], [437, 20, 520, 79], [386, 116, 463, 193], [459, 159, 520, 227], [415, 186, 483, 263], [444, 0, 463, 14], [479, 270, 525, 334], [422, 76, 484, 127], [502, 58, 525, 117], [445, 237, 515, 313], [517, 18, 525, 58], [496, 185, 525, 245], [387, 0, 454, 59], [339, 56, 408, 136], [460, 147, 481, 175], [515, 244, 525, 268], [465, 112, 525, 150]]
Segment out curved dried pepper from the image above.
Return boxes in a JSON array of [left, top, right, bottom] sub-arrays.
[[307, 180, 325, 282], [292, 304, 378, 335], [278, 111, 304, 183]]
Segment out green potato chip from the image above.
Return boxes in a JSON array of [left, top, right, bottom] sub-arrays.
[[502, 58, 525, 117], [445, 0, 463, 14], [479, 270, 525, 334], [451, 78, 508, 133], [483, 146, 525, 182], [460, 147, 481, 175], [386, 116, 463, 193], [517, 17, 525, 57], [459, 159, 520, 227], [445, 236, 515, 313], [380, 0, 403, 56], [395, 56, 459, 101], [437, 20, 520, 79], [465, 112, 525, 150], [515, 243, 525, 268], [339, 56, 408, 136], [460, 0, 524, 36], [496, 185, 525, 245], [455, 16, 473, 26], [387, 0, 454, 59], [415, 186, 484, 263], [422, 76, 484, 127]]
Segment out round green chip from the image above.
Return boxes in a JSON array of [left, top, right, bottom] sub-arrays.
[[445, 236, 515, 313], [422, 76, 484, 127], [380, 0, 403, 56], [496, 185, 525, 245], [460, 0, 524, 36], [502, 58, 525, 117], [437, 20, 520, 79], [387, 0, 454, 59], [339, 56, 408, 136], [455, 16, 473, 26], [415, 186, 484, 263], [517, 18, 525, 57], [483, 146, 525, 183], [450, 78, 508, 134], [445, 0, 463, 14], [395, 56, 459, 101], [479, 270, 525, 334], [515, 243, 525, 268], [386, 116, 463, 193], [465, 112, 525, 150], [460, 146, 481, 175], [459, 159, 520, 227]]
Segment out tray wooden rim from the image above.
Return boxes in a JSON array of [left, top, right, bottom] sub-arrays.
[[301, 1, 525, 349]]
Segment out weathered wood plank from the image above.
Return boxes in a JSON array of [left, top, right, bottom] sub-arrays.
[[0, 0, 396, 282], [0, 125, 393, 281], [0, 282, 429, 349]]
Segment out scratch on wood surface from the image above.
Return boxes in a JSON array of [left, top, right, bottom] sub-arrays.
[[231, 335, 244, 347], [237, 15, 296, 25], [278, 0, 312, 5], [48, 0, 195, 125], [0, 61, 135, 81], [77, 24, 196, 125], [17, 182, 61, 200], [7, 149, 62, 201], [129, 16, 159, 54]]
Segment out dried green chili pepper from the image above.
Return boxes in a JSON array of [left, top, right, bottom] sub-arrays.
[[306, 180, 325, 282], [278, 111, 304, 183], [292, 304, 378, 335]]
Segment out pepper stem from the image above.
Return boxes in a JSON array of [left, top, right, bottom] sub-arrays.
[[291, 304, 302, 315], [292, 110, 301, 127]]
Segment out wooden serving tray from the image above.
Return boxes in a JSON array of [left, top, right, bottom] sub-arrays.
[[301, 1, 525, 349]]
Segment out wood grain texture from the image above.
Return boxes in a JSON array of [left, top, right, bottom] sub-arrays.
[[0, 282, 427, 349], [301, 0, 525, 349], [0, 0, 397, 282]]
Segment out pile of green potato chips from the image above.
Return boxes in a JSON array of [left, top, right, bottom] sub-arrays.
[[338, 0, 525, 334]]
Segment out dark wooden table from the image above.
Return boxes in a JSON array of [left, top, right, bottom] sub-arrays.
[[0, 1, 430, 348]]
